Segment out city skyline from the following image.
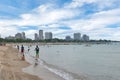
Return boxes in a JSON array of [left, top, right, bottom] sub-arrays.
[[4, 30, 89, 41], [0, 0, 120, 40]]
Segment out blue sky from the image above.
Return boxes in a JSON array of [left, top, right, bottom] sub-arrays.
[[0, 0, 120, 40]]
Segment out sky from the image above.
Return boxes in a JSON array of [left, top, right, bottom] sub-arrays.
[[0, 0, 120, 40]]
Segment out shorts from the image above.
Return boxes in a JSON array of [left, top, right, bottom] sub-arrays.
[[36, 51, 39, 54]]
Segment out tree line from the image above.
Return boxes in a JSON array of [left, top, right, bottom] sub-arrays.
[[0, 38, 118, 43]]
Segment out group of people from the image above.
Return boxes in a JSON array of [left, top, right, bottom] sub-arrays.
[[17, 45, 40, 61]]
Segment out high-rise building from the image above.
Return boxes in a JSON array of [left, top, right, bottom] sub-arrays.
[[39, 30, 43, 40], [34, 33, 39, 40], [65, 36, 72, 41], [45, 32, 52, 39], [15, 33, 22, 39], [22, 32, 26, 39], [74, 33, 81, 40], [82, 34, 89, 41]]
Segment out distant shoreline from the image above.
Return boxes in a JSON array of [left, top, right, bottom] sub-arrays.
[[6, 41, 119, 46]]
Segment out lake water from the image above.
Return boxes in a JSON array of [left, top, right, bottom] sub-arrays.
[[23, 43, 120, 80]]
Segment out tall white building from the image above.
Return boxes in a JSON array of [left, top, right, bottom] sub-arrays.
[[22, 32, 26, 39], [45, 32, 52, 39], [74, 33, 81, 40], [34, 33, 39, 40], [82, 34, 89, 41], [39, 30, 43, 40]]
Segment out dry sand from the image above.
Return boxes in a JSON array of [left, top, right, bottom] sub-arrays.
[[0, 45, 42, 80]]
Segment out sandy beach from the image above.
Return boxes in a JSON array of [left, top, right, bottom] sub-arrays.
[[0, 45, 42, 80]]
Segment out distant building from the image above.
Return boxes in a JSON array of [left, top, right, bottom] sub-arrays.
[[15, 33, 22, 39], [22, 32, 26, 39], [34, 33, 39, 40], [82, 34, 89, 41], [39, 30, 44, 40], [45, 32, 52, 39], [15, 32, 26, 39], [65, 36, 72, 41], [5, 36, 15, 39], [74, 33, 81, 40]]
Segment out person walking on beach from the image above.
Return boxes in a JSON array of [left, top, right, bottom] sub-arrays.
[[35, 45, 39, 60], [21, 45, 25, 60], [17, 45, 19, 51]]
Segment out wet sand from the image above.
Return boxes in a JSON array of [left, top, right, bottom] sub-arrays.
[[0, 45, 42, 80]]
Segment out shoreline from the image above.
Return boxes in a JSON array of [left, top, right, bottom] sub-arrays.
[[7, 41, 117, 47], [0, 45, 42, 80]]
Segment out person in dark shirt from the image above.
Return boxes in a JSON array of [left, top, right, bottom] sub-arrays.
[[35, 45, 39, 60], [21, 45, 25, 60]]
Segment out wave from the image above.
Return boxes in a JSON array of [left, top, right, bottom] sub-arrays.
[[26, 53, 85, 80], [38, 59, 75, 80]]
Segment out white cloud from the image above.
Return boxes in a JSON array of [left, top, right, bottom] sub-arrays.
[[65, 0, 96, 8], [0, 26, 18, 38], [18, 4, 80, 26], [63, 8, 120, 30], [65, 0, 120, 13]]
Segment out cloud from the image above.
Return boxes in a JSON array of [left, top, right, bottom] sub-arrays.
[[18, 3, 81, 26], [62, 8, 120, 30], [64, 0, 96, 8], [0, 26, 18, 37], [65, 0, 120, 10]]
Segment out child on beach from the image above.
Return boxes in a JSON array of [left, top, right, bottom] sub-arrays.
[[21, 45, 25, 60], [35, 45, 39, 60]]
